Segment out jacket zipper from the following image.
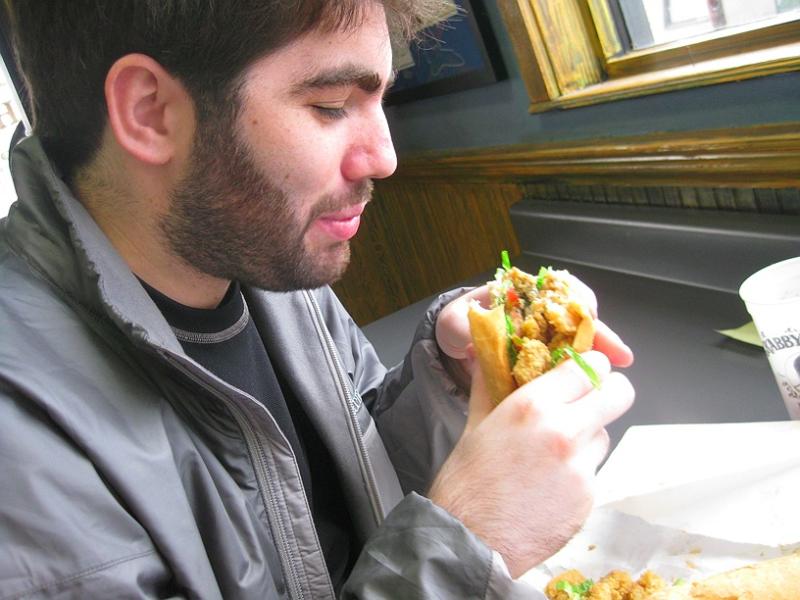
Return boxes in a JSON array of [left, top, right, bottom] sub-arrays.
[[303, 291, 385, 526], [158, 350, 331, 600]]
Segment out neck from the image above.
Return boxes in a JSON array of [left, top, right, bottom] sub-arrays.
[[73, 166, 230, 309]]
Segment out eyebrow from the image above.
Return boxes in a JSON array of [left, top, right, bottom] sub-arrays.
[[290, 65, 396, 97]]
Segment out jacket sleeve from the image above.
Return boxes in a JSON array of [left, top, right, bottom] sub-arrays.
[[340, 493, 545, 600], [320, 288, 546, 599], [320, 286, 473, 495], [369, 288, 475, 495]]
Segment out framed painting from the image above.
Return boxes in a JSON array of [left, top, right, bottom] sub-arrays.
[[386, 0, 506, 105]]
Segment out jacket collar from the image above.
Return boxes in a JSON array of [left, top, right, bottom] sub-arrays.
[[6, 134, 182, 354]]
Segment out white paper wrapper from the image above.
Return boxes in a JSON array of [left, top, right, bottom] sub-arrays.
[[596, 421, 800, 546], [519, 421, 800, 595], [520, 508, 799, 591]]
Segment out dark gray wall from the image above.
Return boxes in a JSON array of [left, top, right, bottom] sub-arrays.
[[386, 1, 800, 154]]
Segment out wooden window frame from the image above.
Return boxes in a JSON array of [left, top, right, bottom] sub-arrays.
[[498, 0, 800, 113]]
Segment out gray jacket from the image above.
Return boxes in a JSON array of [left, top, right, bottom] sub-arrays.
[[0, 136, 531, 599]]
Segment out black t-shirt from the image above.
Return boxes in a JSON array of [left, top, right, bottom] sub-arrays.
[[143, 280, 356, 592]]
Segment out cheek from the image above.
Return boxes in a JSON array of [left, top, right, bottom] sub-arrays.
[[244, 111, 343, 194]]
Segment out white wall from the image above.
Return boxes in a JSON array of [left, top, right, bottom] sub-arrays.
[[0, 60, 27, 218]]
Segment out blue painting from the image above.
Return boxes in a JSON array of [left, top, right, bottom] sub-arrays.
[[387, 0, 505, 104]]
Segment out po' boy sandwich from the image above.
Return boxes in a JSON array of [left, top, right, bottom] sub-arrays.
[[468, 252, 597, 405], [545, 551, 800, 599]]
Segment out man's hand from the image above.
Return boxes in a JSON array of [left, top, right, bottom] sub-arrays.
[[428, 351, 634, 578], [431, 274, 635, 575]]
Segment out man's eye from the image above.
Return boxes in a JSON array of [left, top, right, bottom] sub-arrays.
[[313, 105, 347, 120]]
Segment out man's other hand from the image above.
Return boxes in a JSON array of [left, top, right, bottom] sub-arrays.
[[427, 350, 635, 578]]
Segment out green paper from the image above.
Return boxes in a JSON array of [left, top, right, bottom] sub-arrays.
[[716, 321, 763, 347]]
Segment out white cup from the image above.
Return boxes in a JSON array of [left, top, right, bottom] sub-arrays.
[[739, 256, 800, 420]]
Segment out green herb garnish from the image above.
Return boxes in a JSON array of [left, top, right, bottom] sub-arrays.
[[491, 259, 513, 308], [504, 313, 515, 337], [565, 347, 601, 389], [501, 250, 512, 271], [551, 346, 601, 389], [551, 347, 568, 366], [505, 314, 518, 366], [508, 340, 518, 366], [536, 266, 549, 290], [555, 579, 594, 599]]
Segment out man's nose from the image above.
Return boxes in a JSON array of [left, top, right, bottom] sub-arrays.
[[341, 109, 398, 182]]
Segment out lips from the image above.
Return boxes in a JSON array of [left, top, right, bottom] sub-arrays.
[[314, 202, 367, 241]]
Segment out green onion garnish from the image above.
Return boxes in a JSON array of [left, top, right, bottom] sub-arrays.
[[536, 266, 549, 290], [551, 347, 567, 366], [505, 313, 515, 337], [505, 314, 518, 365], [501, 250, 511, 271], [551, 346, 601, 389], [555, 579, 594, 599], [508, 340, 518, 366], [565, 347, 601, 389]]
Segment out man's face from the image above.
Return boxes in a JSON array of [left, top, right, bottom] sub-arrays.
[[162, 4, 397, 291]]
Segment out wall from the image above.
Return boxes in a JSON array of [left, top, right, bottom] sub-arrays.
[[385, 1, 800, 154], [334, 3, 800, 325]]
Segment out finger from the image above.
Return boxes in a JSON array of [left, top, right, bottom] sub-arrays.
[[435, 285, 491, 359], [464, 362, 494, 434], [565, 273, 598, 317], [564, 274, 632, 367], [508, 351, 611, 410], [572, 428, 611, 479], [464, 343, 477, 373], [564, 372, 635, 441], [460, 285, 491, 308], [593, 320, 634, 368]]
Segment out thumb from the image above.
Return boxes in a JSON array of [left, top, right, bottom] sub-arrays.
[[465, 362, 495, 434]]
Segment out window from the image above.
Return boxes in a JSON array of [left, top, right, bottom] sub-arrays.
[[624, 0, 800, 49], [0, 0, 30, 219], [498, 0, 800, 112], [0, 57, 27, 217]]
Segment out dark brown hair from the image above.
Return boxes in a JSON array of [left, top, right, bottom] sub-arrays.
[[6, 0, 444, 178]]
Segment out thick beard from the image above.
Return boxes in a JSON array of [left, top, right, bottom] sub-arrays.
[[161, 116, 372, 292]]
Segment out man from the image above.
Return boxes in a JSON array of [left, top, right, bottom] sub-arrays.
[[0, 1, 634, 598]]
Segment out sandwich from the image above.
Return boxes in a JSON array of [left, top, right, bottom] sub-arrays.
[[467, 251, 597, 405], [545, 552, 800, 599]]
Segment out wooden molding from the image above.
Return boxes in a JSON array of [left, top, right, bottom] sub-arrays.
[[333, 181, 523, 325], [499, 0, 800, 112], [393, 122, 800, 188], [541, 41, 800, 112]]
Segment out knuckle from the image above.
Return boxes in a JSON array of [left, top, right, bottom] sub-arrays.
[[582, 351, 611, 377], [505, 392, 541, 422], [606, 372, 636, 403], [595, 429, 611, 463], [599, 427, 611, 449], [545, 427, 577, 459]]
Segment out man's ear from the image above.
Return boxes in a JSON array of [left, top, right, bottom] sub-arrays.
[[104, 53, 192, 166]]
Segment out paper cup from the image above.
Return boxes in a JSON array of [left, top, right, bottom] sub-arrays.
[[739, 257, 800, 419]]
